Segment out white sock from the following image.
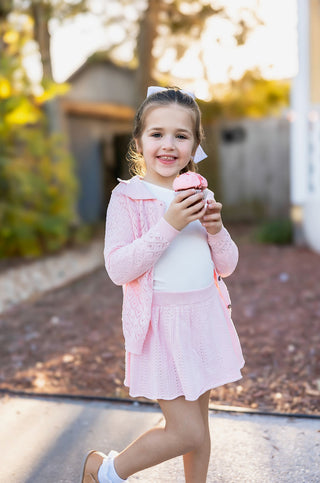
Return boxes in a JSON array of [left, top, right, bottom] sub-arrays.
[[97, 451, 127, 483]]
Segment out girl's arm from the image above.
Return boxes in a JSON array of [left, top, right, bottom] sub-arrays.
[[104, 192, 179, 285], [207, 227, 239, 277], [201, 194, 239, 277]]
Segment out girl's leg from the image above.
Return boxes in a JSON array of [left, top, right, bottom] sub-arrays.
[[183, 390, 211, 483], [113, 396, 206, 480]]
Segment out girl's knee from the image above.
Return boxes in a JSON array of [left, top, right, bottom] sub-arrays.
[[175, 422, 206, 453], [159, 397, 208, 453], [188, 424, 206, 451]]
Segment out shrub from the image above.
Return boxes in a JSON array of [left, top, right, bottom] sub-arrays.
[[0, 131, 78, 257], [254, 219, 293, 245], [0, 19, 78, 258]]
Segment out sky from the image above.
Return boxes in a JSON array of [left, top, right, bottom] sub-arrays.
[[26, 0, 298, 100]]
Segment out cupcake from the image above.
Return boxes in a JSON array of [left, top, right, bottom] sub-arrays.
[[173, 171, 208, 193]]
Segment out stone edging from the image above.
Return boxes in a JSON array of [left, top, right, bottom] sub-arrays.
[[0, 240, 104, 314]]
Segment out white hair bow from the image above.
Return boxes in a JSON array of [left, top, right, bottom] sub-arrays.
[[146, 86, 207, 164]]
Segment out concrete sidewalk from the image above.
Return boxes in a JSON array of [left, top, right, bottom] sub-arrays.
[[0, 395, 319, 483]]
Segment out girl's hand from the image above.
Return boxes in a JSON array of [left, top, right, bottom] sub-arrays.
[[201, 199, 223, 235], [164, 189, 206, 231]]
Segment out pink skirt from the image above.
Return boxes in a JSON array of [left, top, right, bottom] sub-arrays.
[[124, 283, 245, 401]]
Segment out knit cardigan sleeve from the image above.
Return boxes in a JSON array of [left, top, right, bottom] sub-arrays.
[[203, 189, 238, 278], [104, 191, 179, 286], [207, 227, 239, 278]]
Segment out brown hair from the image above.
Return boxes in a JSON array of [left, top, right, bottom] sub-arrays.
[[127, 87, 204, 176]]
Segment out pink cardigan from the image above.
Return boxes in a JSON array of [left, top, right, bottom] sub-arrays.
[[104, 176, 239, 354]]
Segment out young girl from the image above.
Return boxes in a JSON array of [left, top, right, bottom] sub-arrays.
[[81, 87, 244, 483]]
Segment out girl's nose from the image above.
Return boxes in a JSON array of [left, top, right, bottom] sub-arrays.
[[162, 135, 175, 149]]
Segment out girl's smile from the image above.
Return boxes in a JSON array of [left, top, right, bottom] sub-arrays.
[[157, 156, 177, 163], [135, 105, 196, 188]]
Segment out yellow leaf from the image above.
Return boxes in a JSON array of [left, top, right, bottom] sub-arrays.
[[35, 82, 70, 104], [0, 78, 11, 98], [5, 99, 40, 125], [3, 30, 19, 45]]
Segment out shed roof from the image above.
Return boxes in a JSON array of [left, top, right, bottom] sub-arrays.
[[61, 99, 135, 120]]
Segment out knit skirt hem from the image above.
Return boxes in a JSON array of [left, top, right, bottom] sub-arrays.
[[124, 283, 245, 401], [125, 371, 243, 402]]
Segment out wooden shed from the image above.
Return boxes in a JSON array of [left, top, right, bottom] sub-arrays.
[[60, 58, 136, 223]]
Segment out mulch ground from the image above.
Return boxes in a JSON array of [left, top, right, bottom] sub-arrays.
[[0, 225, 319, 415]]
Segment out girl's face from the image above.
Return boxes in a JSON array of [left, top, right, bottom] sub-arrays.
[[135, 104, 197, 188]]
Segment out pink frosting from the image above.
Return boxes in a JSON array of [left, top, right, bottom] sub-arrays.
[[173, 172, 208, 191]]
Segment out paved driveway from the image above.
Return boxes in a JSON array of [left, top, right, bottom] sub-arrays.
[[0, 395, 319, 482]]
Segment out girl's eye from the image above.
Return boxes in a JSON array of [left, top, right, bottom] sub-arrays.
[[177, 134, 187, 139], [151, 132, 161, 138]]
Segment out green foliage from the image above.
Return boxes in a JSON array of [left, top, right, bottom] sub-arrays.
[[0, 132, 78, 257], [0, 15, 78, 258], [199, 69, 290, 122], [254, 219, 293, 245]]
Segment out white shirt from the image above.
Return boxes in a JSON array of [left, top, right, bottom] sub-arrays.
[[143, 181, 214, 292]]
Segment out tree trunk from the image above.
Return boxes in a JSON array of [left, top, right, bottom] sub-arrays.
[[31, 2, 63, 134], [135, 0, 160, 105], [0, 0, 13, 53], [0, 0, 13, 20], [31, 2, 53, 80]]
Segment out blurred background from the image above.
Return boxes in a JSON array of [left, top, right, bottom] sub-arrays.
[[0, 0, 298, 256], [0, 0, 319, 415]]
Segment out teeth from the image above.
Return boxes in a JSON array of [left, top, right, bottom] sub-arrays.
[[159, 156, 175, 160]]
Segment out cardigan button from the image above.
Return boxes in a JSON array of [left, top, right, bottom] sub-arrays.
[[218, 275, 221, 281], [227, 304, 232, 309]]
